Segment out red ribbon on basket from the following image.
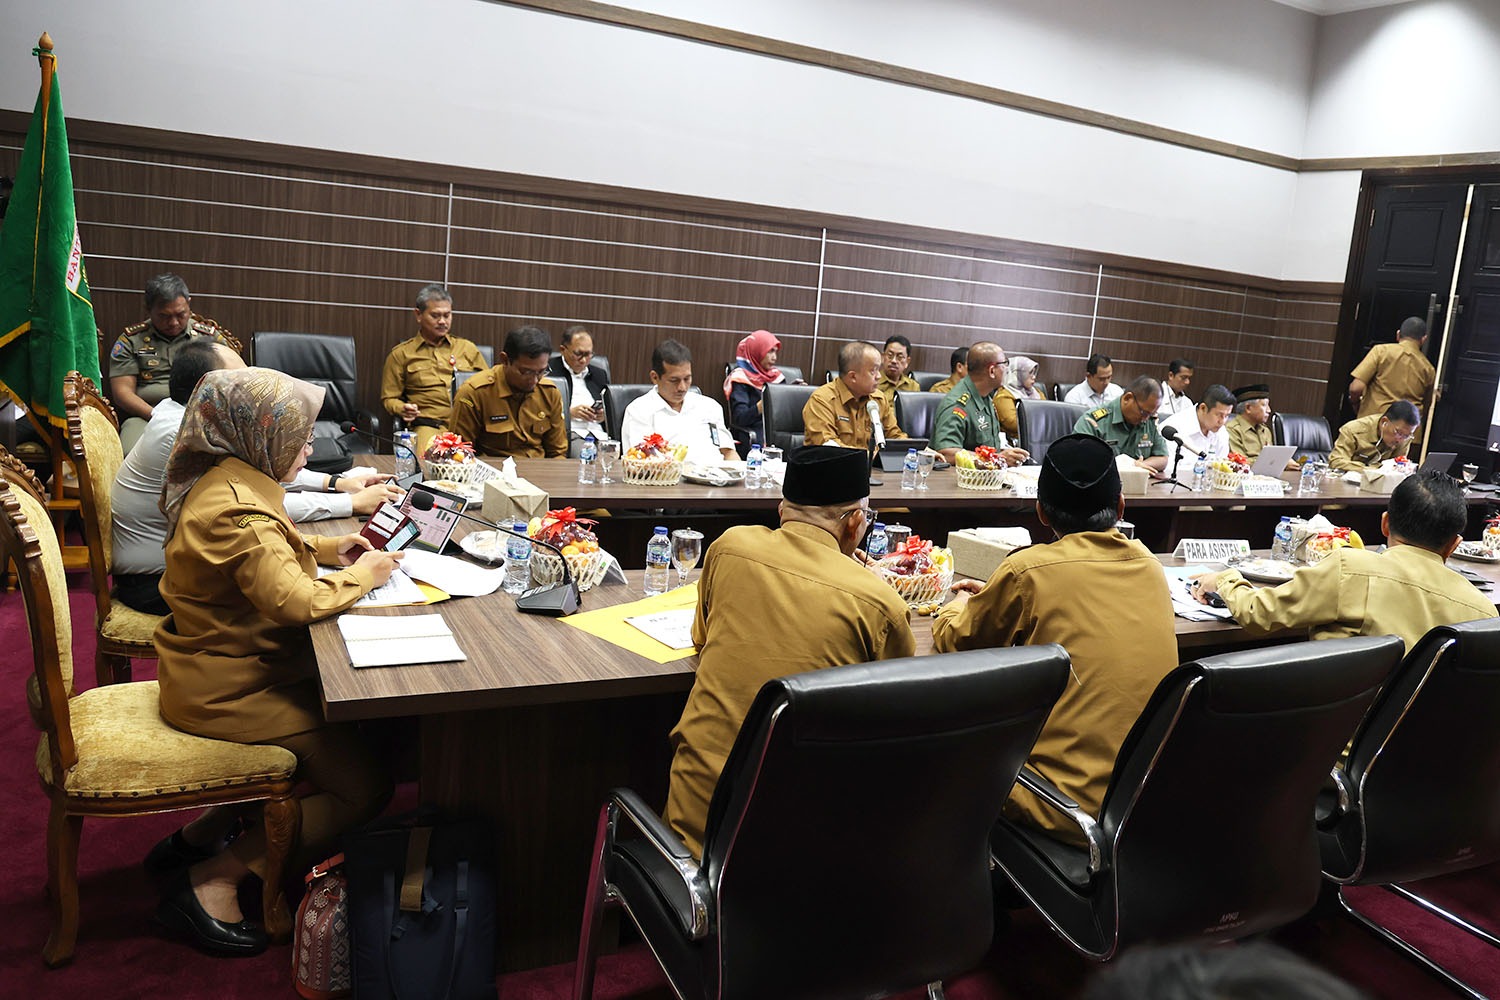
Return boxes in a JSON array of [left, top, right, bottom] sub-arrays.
[[424, 432, 475, 461], [974, 446, 1000, 467], [893, 535, 932, 558], [537, 507, 600, 543]]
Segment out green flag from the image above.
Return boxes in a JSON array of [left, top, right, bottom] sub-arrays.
[[0, 41, 100, 429]]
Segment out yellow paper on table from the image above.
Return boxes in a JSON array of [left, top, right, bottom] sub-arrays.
[[562, 583, 700, 663]]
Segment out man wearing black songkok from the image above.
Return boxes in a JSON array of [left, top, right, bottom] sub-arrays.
[[932, 434, 1177, 846], [663, 446, 915, 857]]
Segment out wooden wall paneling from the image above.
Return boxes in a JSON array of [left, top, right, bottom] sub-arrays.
[[1093, 271, 1250, 392]]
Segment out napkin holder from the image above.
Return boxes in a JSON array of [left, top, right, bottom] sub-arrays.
[[482, 475, 550, 524], [947, 527, 1033, 583]]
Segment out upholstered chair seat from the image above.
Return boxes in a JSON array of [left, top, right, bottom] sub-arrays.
[[97, 603, 161, 645]]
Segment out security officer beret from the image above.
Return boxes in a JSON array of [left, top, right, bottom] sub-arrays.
[[1231, 384, 1270, 402], [783, 446, 870, 506], [1039, 434, 1121, 515]]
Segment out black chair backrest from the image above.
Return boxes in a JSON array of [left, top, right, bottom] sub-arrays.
[[1050, 382, 1065, 402], [1273, 412, 1333, 462], [251, 332, 358, 435], [777, 364, 804, 385], [602, 384, 652, 443], [702, 646, 1071, 1000], [1099, 635, 1402, 950], [913, 371, 948, 392], [762, 383, 818, 453], [593, 354, 610, 380], [1017, 399, 1086, 466], [895, 391, 945, 441], [477, 343, 495, 366], [1326, 618, 1500, 885], [823, 369, 836, 384]]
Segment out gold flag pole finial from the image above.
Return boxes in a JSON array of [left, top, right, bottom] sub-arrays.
[[38, 31, 54, 53], [36, 32, 55, 112]]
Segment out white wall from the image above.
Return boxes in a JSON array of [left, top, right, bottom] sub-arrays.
[[1305, 0, 1500, 158], [2, 0, 1439, 284]]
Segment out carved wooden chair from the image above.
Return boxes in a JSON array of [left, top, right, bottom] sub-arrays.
[[61, 372, 161, 685], [2, 477, 302, 965]]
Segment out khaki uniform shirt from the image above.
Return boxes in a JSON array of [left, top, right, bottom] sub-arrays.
[[1353, 338, 1435, 419], [1073, 397, 1166, 460], [108, 316, 232, 407], [1219, 544, 1495, 653], [1329, 413, 1412, 472], [932, 376, 1006, 453], [1227, 415, 1274, 461], [664, 521, 916, 857], [450, 366, 568, 458], [928, 375, 958, 397], [379, 334, 487, 428], [155, 457, 376, 742], [801, 378, 904, 448], [877, 372, 919, 401], [932, 531, 1178, 845]]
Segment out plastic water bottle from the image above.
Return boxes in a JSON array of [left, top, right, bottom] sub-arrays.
[[394, 430, 417, 478], [868, 522, 889, 560], [644, 526, 672, 596], [745, 446, 764, 489], [504, 521, 531, 594], [1271, 516, 1294, 562], [1298, 460, 1319, 496], [901, 448, 919, 490], [1192, 453, 1209, 492], [578, 434, 598, 484]]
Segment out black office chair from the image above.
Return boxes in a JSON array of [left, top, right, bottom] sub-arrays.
[[913, 371, 949, 392], [991, 635, 1403, 961], [602, 384, 653, 443], [1050, 383, 1065, 402], [1274, 412, 1334, 465], [251, 332, 378, 471], [1016, 399, 1086, 466], [896, 391, 945, 441], [762, 383, 818, 453], [1319, 619, 1500, 997], [592, 354, 610, 380], [477, 343, 495, 367], [574, 646, 1072, 1000], [823, 369, 836, 384]]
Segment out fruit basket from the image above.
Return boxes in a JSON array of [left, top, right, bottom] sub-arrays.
[[525, 508, 613, 592], [622, 433, 687, 486], [420, 432, 481, 484], [1210, 451, 1252, 492], [954, 446, 1007, 491], [868, 536, 954, 607]]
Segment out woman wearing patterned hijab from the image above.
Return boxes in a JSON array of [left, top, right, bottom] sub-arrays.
[[151, 367, 402, 956]]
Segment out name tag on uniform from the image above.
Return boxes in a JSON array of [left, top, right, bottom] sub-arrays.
[[836, 416, 850, 423], [490, 414, 508, 423]]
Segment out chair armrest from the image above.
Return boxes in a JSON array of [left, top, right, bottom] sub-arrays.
[[1316, 767, 1354, 830], [609, 788, 711, 940], [1015, 766, 1107, 875]]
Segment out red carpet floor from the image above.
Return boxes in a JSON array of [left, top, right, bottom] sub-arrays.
[[2, 574, 1495, 998]]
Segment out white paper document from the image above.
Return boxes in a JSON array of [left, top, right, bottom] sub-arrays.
[[624, 608, 697, 650], [337, 612, 467, 668], [398, 548, 508, 597], [1163, 566, 1236, 622], [317, 566, 430, 607]]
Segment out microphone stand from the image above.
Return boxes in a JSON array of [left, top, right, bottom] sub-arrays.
[[341, 421, 424, 490], [409, 489, 581, 616], [1161, 433, 1207, 494]]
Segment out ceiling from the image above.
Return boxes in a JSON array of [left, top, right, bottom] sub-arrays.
[[1267, 0, 1414, 13]]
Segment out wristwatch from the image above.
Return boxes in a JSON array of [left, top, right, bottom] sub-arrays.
[[327, 474, 341, 492]]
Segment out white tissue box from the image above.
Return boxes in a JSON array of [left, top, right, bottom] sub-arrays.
[[947, 527, 1033, 583], [1359, 462, 1413, 495]]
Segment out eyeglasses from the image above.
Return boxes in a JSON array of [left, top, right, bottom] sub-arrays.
[[840, 504, 877, 523]]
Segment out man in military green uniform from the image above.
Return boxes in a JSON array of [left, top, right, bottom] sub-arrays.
[[451, 325, 568, 458], [108, 274, 234, 454], [380, 283, 488, 452], [931, 341, 1029, 465], [1073, 374, 1168, 472]]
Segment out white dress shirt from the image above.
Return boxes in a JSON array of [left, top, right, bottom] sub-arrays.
[[283, 468, 355, 522], [1063, 380, 1123, 409], [1160, 384, 1193, 418], [110, 398, 185, 574], [1161, 406, 1229, 471], [564, 365, 607, 440], [621, 389, 732, 465]]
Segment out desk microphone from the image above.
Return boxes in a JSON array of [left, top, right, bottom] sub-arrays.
[[1158, 424, 1202, 492], [866, 398, 885, 487], [408, 489, 581, 617], [341, 421, 423, 489]]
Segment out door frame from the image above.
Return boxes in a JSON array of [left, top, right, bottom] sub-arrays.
[[1327, 165, 1500, 432]]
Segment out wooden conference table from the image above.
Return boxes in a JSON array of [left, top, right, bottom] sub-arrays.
[[309, 460, 1500, 969], [368, 455, 1499, 565]]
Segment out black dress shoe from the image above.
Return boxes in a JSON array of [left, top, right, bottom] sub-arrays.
[[144, 829, 219, 876], [155, 870, 268, 957]]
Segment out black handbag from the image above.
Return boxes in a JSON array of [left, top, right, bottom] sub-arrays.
[[344, 814, 497, 1000]]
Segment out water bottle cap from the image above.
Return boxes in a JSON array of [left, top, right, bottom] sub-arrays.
[[873, 522, 886, 530], [907, 448, 917, 454], [654, 526, 668, 534]]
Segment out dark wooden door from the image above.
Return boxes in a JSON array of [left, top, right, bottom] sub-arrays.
[[1340, 183, 1468, 424], [1430, 184, 1500, 466]]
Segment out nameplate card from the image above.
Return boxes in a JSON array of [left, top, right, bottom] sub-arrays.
[[1010, 481, 1038, 498], [1172, 538, 1251, 562], [1240, 478, 1286, 498]]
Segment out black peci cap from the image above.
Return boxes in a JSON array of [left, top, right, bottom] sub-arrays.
[[1231, 383, 1271, 402], [1039, 434, 1121, 515], [782, 446, 870, 506]]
